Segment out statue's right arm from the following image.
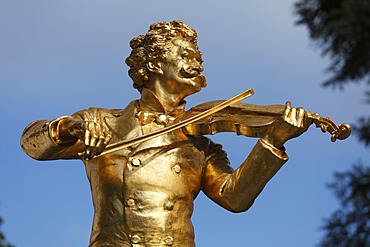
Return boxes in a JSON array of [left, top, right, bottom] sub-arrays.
[[20, 108, 112, 160], [20, 116, 84, 160]]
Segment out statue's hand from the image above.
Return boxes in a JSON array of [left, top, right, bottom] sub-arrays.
[[262, 101, 312, 149], [59, 118, 112, 159]]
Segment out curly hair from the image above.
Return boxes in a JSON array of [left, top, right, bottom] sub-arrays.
[[125, 20, 198, 92]]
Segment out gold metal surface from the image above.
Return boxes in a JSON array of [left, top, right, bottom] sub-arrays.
[[98, 88, 254, 157], [20, 20, 350, 247]]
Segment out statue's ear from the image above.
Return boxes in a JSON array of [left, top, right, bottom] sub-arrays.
[[147, 61, 163, 75]]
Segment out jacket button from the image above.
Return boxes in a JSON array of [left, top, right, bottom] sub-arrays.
[[127, 198, 135, 207], [173, 165, 181, 173], [130, 235, 141, 244], [164, 236, 174, 246], [164, 201, 174, 211], [130, 157, 141, 167]]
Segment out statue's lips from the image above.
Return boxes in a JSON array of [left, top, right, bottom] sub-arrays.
[[180, 68, 201, 79], [180, 68, 206, 87]]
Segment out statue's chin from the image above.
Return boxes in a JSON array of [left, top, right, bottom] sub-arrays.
[[192, 74, 206, 89]]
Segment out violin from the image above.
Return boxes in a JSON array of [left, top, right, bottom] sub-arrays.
[[180, 100, 351, 142], [98, 88, 351, 157]]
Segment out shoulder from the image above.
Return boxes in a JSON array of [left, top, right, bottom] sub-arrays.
[[71, 100, 139, 120]]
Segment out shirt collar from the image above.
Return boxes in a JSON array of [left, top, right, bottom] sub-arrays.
[[136, 89, 186, 126]]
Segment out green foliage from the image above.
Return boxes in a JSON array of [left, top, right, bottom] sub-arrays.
[[295, 0, 370, 147], [353, 117, 370, 147], [294, 0, 370, 87], [319, 164, 370, 247], [294, 1, 370, 246], [0, 217, 14, 247]]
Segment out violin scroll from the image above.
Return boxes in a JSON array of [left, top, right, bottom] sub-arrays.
[[309, 112, 351, 142]]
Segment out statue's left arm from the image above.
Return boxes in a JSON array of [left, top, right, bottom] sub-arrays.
[[201, 102, 311, 212], [201, 138, 288, 212]]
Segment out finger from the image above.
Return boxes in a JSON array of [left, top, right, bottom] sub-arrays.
[[296, 107, 305, 127], [89, 121, 107, 158], [284, 100, 295, 123], [89, 122, 101, 148], [90, 138, 106, 158], [284, 101, 292, 119], [85, 145, 97, 160], [104, 133, 112, 146], [89, 147, 100, 159], [95, 134, 106, 150], [284, 100, 292, 113], [85, 148, 91, 159], [84, 124, 91, 146], [84, 151, 92, 160], [95, 129, 112, 153], [80, 153, 90, 161], [89, 135, 98, 148], [78, 151, 86, 159]]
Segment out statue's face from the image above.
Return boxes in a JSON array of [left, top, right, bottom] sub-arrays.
[[156, 37, 206, 97]]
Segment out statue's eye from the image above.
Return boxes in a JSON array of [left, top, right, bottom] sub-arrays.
[[181, 53, 188, 59]]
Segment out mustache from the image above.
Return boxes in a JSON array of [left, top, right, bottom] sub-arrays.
[[180, 67, 202, 78]]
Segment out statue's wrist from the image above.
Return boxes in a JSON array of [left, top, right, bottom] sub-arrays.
[[262, 135, 284, 150]]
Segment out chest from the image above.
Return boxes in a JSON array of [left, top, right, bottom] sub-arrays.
[[85, 130, 206, 197], [124, 141, 205, 196]]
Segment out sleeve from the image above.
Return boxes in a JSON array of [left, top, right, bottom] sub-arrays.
[[201, 138, 288, 213], [20, 108, 104, 160]]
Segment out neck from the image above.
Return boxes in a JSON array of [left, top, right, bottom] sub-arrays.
[[139, 88, 185, 113], [140, 80, 187, 113]]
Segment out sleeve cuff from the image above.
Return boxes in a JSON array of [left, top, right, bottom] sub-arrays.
[[259, 138, 288, 161], [48, 116, 74, 145]]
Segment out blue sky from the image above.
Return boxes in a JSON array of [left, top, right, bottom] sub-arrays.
[[1, 1, 369, 246]]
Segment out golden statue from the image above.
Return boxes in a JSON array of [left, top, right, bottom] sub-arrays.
[[20, 20, 350, 247]]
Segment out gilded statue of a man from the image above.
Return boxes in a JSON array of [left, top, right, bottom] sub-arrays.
[[21, 20, 311, 246]]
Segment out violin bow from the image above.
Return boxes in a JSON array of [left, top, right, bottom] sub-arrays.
[[97, 88, 255, 157]]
